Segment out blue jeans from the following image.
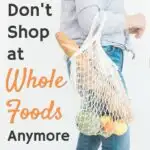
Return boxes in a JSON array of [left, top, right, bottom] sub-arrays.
[[76, 46, 130, 150]]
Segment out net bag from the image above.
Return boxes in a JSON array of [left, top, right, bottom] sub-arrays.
[[69, 11, 133, 137]]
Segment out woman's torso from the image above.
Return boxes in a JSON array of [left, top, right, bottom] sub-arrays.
[[60, 0, 127, 49]]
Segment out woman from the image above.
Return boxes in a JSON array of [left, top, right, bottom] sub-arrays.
[[59, 0, 146, 150]]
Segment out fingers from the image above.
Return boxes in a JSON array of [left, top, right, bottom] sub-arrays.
[[126, 13, 146, 38], [135, 28, 145, 39], [128, 28, 139, 34], [128, 27, 145, 39]]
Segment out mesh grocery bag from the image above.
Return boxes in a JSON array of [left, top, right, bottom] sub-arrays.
[[69, 12, 132, 137], [56, 11, 133, 138]]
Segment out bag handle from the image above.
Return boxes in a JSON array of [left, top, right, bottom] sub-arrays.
[[84, 0, 112, 43], [70, 9, 106, 60], [83, 10, 105, 45]]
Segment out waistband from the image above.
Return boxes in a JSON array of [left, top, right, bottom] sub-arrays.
[[102, 40, 135, 59]]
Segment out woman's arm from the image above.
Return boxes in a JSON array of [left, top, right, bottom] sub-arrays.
[[75, 0, 146, 38]]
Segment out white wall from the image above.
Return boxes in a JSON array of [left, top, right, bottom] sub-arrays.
[[124, 1, 150, 149]]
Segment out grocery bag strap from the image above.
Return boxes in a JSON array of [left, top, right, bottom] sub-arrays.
[[69, 9, 106, 60], [82, 10, 106, 47]]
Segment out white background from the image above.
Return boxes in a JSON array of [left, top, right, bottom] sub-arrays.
[[0, 0, 150, 149]]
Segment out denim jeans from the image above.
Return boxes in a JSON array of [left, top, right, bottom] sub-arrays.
[[76, 46, 130, 150]]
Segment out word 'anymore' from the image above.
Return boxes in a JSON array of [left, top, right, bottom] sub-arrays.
[[8, 130, 69, 144]]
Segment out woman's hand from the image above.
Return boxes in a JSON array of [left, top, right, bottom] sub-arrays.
[[126, 13, 146, 38]]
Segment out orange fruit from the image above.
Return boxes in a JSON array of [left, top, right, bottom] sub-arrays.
[[104, 121, 115, 133], [100, 116, 115, 133]]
